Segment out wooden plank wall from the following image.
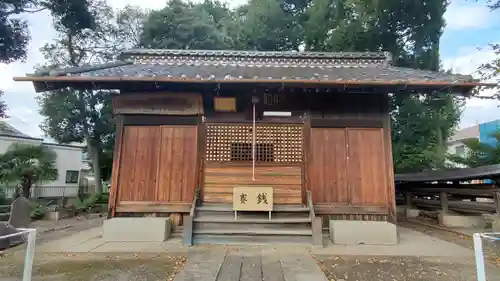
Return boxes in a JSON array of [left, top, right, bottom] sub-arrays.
[[308, 128, 348, 204], [347, 128, 388, 205], [203, 164, 302, 204], [116, 125, 198, 203], [307, 127, 389, 207]]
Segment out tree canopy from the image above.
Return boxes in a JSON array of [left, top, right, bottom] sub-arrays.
[[0, 143, 58, 198], [0, 0, 97, 63], [0, 90, 7, 118], [138, 0, 459, 173], [449, 130, 500, 167], [37, 3, 148, 192], [31, 0, 470, 175]]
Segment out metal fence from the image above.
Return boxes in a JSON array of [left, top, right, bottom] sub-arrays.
[[473, 232, 500, 281], [2, 185, 79, 199], [0, 228, 37, 281]]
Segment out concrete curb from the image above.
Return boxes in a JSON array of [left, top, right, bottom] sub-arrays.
[[403, 219, 473, 238], [37, 214, 105, 235]]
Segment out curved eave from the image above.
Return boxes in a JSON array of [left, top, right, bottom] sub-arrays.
[[13, 75, 491, 95]]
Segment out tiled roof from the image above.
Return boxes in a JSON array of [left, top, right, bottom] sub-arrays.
[[24, 49, 477, 84], [0, 121, 35, 139], [74, 62, 471, 83]]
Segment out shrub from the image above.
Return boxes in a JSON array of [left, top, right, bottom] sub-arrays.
[[30, 204, 46, 220], [0, 187, 7, 205], [96, 192, 109, 204]]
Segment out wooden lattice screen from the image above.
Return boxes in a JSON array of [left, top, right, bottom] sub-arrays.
[[205, 124, 303, 163]]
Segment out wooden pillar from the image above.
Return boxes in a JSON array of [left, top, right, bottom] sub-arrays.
[[440, 191, 449, 213], [494, 192, 500, 214], [183, 215, 193, 246], [405, 191, 413, 209], [108, 115, 124, 218]]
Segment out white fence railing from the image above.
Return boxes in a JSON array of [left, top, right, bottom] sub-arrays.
[[473, 232, 500, 281], [2, 185, 79, 199], [0, 228, 37, 281]]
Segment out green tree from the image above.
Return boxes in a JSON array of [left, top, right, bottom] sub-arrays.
[[0, 143, 58, 198], [138, 0, 461, 172], [0, 0, 97, 63], [448, 130, 500, 167], [392, 94, 464, 172], [38, 4, 148, 193], [230, 0, 303, 51], [301, 0, 457, 172], [0, 90, 7, 118], [140, 0, 230, 49], [477, 1, 500, 100], [486, 0, 500, 9]]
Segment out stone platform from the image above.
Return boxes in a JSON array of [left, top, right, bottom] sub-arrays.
[[329, 220, 398, 245], [103, 217, 172, 242]]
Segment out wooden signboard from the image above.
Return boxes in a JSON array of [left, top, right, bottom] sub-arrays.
[[214, 97, 236, 112], [233, 186, 273, 211], [113, 92, 203, 115]]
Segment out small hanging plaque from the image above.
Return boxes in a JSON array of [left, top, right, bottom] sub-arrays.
[[214, 97, 236, 112]]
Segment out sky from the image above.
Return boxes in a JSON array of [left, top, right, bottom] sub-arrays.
[[0, 0, 499, 139]]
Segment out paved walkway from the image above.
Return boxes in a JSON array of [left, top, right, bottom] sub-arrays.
[[174, 248, 328, 281], [29, 225, 476, 281]]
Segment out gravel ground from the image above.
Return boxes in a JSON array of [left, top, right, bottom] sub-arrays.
[[315, 255, 500, 281], [400, 220, 500, 264], [0, 253, 187, 281]]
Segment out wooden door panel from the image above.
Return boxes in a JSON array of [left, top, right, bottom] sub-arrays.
[[308, 128, 348, 204], [118, 126, 160, 201], [156, 126, 198, 202], [347, 128, 388, 205]]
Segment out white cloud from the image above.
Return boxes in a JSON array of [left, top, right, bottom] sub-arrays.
[[442, 46, 497, 77], [442, 45, 500, 128], [444, 2, 497, 30], [107, 0, 168, 10]]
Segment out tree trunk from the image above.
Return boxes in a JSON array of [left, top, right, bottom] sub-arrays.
[[20, 174, 33, 199], [88, 141, 103, 194]]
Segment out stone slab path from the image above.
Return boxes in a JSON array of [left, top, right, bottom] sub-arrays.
[[174, 248, 328, 281]]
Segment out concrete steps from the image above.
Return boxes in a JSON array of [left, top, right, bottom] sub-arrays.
[[194, 217, 311, 223], [193, 234, 312, 245], [171, 226, 183, 239], [192, 204, 313, 245]]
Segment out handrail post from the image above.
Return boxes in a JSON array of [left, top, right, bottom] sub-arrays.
[[183, 193, 198, 246], [440, 191, 449, 213], [307, 190, 322, 247]]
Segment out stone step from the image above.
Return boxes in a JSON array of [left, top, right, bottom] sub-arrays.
[[171, 226, 183, 238], [193, 233, 312, 245], [197, 204, 309, 213], [195, 211, 310, 219], [194, 216, 311, 223], [195, 222, 311, 232], [193, 227, 312, 236]]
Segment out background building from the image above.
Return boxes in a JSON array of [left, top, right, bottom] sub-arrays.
[[447, 119, 500, 160], [0, 121, 89, 198]]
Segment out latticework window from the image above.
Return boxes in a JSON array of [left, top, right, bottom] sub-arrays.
[[205, 124, 302, 163], [230, 143, 274, 162]]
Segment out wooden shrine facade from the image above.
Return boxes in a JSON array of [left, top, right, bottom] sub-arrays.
[[14, 49, 483, 226], [107, 88, 396, 224]]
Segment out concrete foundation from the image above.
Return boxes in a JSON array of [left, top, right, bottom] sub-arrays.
[[438, 212, 486, 228], [329, 220, 398, 245], [103, 217, 172, 242], [492, 219, 500, 232], [396, 206, 405, 217], [405, 208, 420, 218]]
